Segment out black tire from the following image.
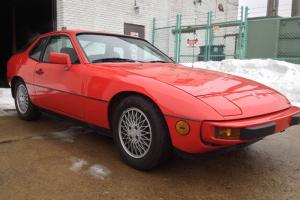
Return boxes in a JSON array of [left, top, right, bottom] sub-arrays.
[[14, 80, 41, 121], [112, 95, 171, 170]]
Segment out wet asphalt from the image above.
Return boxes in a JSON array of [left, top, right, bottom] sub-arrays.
[[0, 113, 299, 200]]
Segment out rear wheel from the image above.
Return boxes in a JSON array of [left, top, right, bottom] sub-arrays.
[[14, 80, 41, 120], [112, 95, 171, 170]]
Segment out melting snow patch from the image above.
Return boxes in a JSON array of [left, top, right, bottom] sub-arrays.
[[182, 59, 300, 107], [0, 88, 16, 117], [69, 157, 111, 180], [70, 157, 88, 172], [32, 126, 94, 143], [50, 127, 93, 143], [87, 164, 111, 180]]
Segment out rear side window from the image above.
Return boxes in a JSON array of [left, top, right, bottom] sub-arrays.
[[29, 37, 48, 61]]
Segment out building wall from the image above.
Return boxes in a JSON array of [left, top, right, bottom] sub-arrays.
[[57, 0, 238, 38], [56, 0, 238, 59], [57, 0, 169, 41]]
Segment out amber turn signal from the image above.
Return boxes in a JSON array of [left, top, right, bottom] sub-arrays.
[[175, 121, 190, 136], [215, 127, 240, 140]]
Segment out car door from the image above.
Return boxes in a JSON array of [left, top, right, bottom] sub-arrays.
[[22, 36, 49, 100], [33, 35, 85, 120]]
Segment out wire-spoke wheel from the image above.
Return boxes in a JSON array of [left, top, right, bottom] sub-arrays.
[[118, 108, 152, 159], [16, 84, 29, 114], [112, 95, 171, 170], [14, 80, 40, 121]]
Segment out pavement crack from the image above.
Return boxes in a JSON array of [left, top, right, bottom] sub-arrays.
[[0, 135, 40, 145]]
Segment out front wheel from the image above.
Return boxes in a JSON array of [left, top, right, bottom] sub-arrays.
[[14, 81, 41, 120], [112, 95, 171, 170]]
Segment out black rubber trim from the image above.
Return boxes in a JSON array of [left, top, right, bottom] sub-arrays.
[[240, 122, 276, 140], [291, 113, 300, 125], [25, 82, 108, 103]]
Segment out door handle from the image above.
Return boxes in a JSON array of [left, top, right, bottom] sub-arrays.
[[35, 68, 44, 75]]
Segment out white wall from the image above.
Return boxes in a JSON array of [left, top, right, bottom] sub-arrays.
[[56, 0, 238, 59], [57, 0, 170, 41]]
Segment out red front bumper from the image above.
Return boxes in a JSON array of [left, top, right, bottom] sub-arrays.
[[165, 106, 300, 154]]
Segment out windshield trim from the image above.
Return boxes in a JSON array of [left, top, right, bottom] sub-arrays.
[[75, 32, 174, 64]]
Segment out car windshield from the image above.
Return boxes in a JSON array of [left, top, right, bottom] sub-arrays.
[[77, 34, 173, 64]]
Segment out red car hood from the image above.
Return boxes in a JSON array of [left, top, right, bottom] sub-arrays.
[[104, 63, 291, 117]]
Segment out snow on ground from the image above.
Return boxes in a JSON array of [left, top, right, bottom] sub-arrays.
[[32, 127, 94, 143], [70, 157, 88, 172], [87, 164, 111, 180], [182, 59, 300, 107], [49, 127, 91, 143], [0, 88, 16, 116], [70, 157, 111, 180]]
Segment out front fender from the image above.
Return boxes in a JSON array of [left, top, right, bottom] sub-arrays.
[[85, 66, 224, 122]]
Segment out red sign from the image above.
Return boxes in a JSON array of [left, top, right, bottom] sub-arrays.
[[187, 39, 198, 46], [130, 32, 139, 37]]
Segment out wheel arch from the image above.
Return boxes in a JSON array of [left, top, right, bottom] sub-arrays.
[[108, 91, 167, 130], [10, 76, 24, 98]]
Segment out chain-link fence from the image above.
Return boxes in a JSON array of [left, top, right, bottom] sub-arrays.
[[246, 9, 300, 64], [152, 7, 249, 64], [277, 17, 300, 64]]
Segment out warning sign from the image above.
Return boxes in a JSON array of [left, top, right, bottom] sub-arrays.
[[187, 39, 198, 47], [130, 32, 139, 37]]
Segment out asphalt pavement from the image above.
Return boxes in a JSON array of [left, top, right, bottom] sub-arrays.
[[0, 113, 299, 200]]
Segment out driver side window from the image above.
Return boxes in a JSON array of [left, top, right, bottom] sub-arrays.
[[42, 36, 79, 64]]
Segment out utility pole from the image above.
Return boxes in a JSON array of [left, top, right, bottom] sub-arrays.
[[267, 0, 279, 17], [292, 0, 300, 16]]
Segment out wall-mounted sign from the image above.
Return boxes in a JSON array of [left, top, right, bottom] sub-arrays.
[[130, 32, 139, 37], [187, 38, 198, 47]]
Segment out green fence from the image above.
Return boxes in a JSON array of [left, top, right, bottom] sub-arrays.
[[247, 16, 300, 64], [152, 7, 249, 63]]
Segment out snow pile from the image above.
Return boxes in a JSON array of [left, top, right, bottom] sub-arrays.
[[0, 88, 15, 116], [182, 59, 300, 107]]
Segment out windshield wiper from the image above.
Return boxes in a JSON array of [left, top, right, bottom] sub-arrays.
[[92, 58, 138, 63], [148, 60, 171, 63]]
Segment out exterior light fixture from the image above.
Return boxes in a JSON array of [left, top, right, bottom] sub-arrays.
[[134, 0, 140, 14]]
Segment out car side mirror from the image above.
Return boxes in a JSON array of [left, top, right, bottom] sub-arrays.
[[48, 52, 72, 70]]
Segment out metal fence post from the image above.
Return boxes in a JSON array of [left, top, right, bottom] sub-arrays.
[[207, 11, 213, 61], [174, 15, 179, 63], [174, 15, 182, 63], [204, 11, 213, 61], [152, 17, 156, 45], [204, 12, 210, 61], [238, 6, 249, 59], [177, 15, 182, 63], [237, 6, 244, 59], [243, 7, 249, 59]]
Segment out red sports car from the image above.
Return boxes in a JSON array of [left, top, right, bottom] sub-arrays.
[[7, 30, 300, 170]]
